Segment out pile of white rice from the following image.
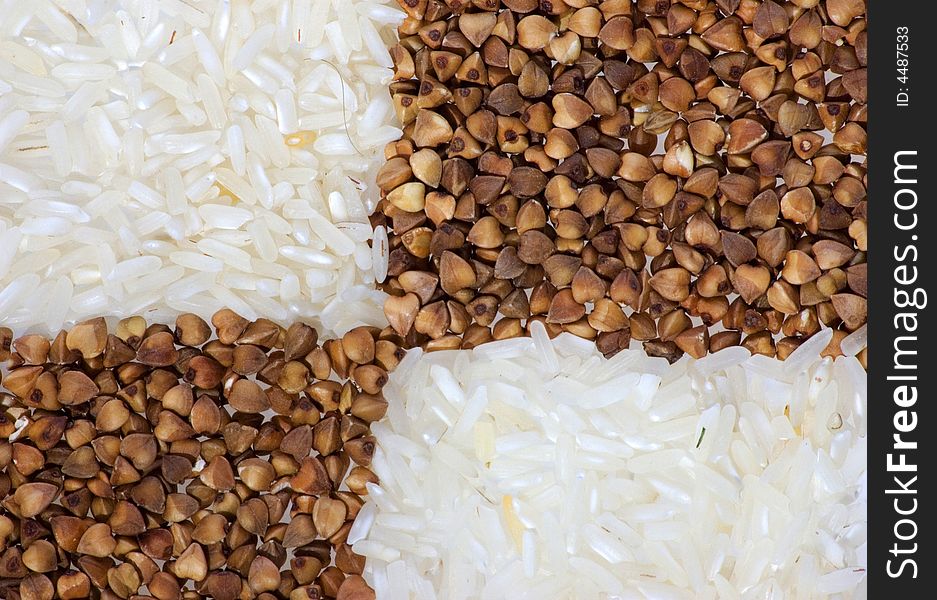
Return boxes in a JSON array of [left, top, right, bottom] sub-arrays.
[[351, 324, 868, 599], [0, 0, 401, 335]]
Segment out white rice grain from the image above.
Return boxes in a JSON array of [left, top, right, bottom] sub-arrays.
[[362, 335, 868, 599], [0, 0, 403, 334]]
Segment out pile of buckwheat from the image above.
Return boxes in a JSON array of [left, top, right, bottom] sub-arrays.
[[376, 0, 867, 364]]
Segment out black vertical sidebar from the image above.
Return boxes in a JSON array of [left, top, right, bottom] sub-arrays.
[[869, 2, 936, 596]]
